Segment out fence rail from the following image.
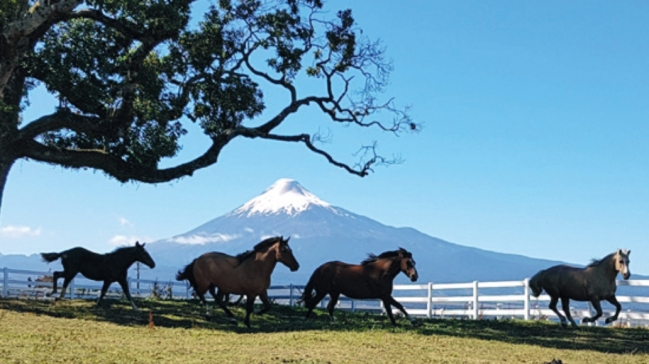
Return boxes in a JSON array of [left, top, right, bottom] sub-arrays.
[[2, 267, 649, 327]]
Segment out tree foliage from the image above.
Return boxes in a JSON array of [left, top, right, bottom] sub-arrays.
[[0, 0, 417, 218]]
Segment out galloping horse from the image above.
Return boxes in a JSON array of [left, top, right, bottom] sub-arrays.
[[300, 247, 419, 326], [529, 249, 631, 328], [176, 236, 299, 327], [40, 242, 156, 311]]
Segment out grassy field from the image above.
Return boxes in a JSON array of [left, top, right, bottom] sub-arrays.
[[1, 298, 648, 363]]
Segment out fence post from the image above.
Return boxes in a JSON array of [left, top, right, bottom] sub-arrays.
[[472, 281, 479, 319], [2, 267, 8, 297], [289, 284, 294, 307], [523, 278, 530, 321], [427, 282, 433, 319], [351, 299, 355, 312]]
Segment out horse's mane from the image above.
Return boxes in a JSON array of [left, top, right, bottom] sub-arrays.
[[235, 236, 284, 264], [587, 252, 616, 268], [109, 245, 136, 255], [361, 248, 412, 266]]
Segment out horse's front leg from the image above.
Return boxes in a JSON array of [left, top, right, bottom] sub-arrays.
[[244, 294, 256, 328], [213, 289, 236, 322], [97, 281, 112, 307], [381, 298, 399, 326], [604, 296, 622, 324], [385, 295, 418, 326], [560, 297, 578, 328], [117, 278, 139, 312], [256, 291, 272, 315], [548, 296, 567, 327], [582, 299, 603, 324]]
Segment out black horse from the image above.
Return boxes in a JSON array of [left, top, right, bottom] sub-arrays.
[[41, 242, 155, 311]]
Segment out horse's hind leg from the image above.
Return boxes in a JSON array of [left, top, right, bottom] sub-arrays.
[[604, 296, 622, 324], [548, 296, 567, 327], [58, 274, 76, 300], [582, 299, 603, 324], [326, 292, 340, 321], [560, 297, 578, 328], [48, 271, 64, 296], [305, 290, 327, 319]]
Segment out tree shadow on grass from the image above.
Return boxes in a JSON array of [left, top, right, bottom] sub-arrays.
[[1, 298, 648, 356]]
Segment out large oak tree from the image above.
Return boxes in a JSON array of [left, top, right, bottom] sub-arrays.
[[0, 0, 416, 220]]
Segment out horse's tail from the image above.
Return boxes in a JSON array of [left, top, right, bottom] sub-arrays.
[[298, 272, 317, 306], [528, 269, 545, 297], [176, 260, 198, 291], [40, 252, 62, 263]]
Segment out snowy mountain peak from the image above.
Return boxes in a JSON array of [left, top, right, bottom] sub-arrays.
[[231, 178, 333, 217]]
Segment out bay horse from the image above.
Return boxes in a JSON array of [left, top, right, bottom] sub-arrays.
[[529, 249, 631, 328], [40, 242, 156, 312], [176, 236, 299, 327], [300, 247, 419, 326]]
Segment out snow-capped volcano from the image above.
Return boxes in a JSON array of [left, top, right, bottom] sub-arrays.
[[231, 178, 334, 217], [135, 178, 573, 286]]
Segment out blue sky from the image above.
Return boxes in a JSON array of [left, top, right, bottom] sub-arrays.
[[1, 0, 647, 276]]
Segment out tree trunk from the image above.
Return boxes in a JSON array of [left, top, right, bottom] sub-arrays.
[[0, 158, 15, 223]]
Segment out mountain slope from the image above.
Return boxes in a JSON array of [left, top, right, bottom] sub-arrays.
[[145, 179, 570, 285]]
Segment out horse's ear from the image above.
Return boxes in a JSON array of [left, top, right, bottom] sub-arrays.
[[135, 241, 141, 247], [285, 236, 290, 243], [142, 242, 146, 247]]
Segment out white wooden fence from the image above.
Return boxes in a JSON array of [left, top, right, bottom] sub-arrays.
[[2, 267, 649, 326]]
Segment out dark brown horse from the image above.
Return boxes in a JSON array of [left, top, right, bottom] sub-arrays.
[[300, 247, 419, 326], [40, 242, 156, 311], [529, 249, 631, 328], [176, 236, 299, 327]]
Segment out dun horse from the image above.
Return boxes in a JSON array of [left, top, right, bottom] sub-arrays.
[[529, 249, 631, 328], [300, 247, 419, 326], [40, 242, 156, 311], [176, 236, 299, 327]]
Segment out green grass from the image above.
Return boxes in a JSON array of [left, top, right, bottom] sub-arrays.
[[1, 298, 648, 363]]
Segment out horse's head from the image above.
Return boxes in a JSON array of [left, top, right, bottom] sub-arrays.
[[398, 248, 418, 282], [615, 249, 631, 280], [275, 236, 299, 272], [134, 241, 156, 269]]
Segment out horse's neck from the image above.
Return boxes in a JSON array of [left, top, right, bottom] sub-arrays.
[[244, 250, 278, 277], [107, 249, 137, 269], [587, 256, 618, 283], [372, 259, 400, 280]]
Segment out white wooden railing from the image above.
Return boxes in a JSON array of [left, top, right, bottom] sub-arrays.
[[2, 267, 649, 326]]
